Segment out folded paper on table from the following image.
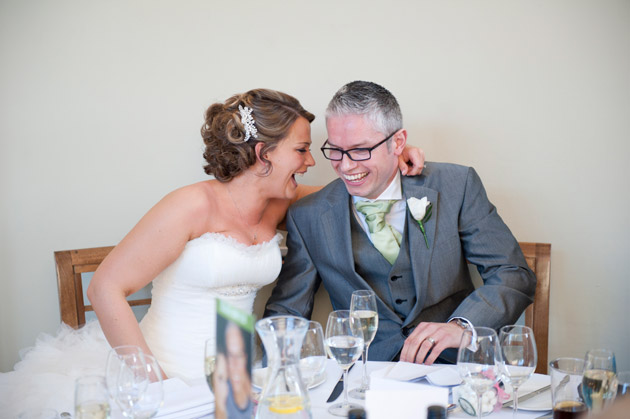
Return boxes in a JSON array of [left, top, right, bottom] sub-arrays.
[[371, 361, 445, 381], [155, 377, 214, 418], [366, 377, 448, 419]]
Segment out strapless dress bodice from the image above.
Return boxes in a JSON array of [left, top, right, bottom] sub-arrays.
[[0, 232, 283, 417], [140, 232, 283, 382]]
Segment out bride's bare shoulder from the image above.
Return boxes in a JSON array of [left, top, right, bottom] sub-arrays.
[[158, 180, 221, 214]]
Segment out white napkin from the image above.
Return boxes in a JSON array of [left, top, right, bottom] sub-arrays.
[[155, 377, 214, 418], [366, 377, 449, 419], [371, 361, 445, 381], [504, 374, 552, 411]]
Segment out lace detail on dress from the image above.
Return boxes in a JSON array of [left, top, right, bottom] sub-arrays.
[[187, 232, 283, 254], [213, 284, 261, 297]]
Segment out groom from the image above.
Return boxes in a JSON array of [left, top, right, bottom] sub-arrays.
[[264, 81, 536, 364]]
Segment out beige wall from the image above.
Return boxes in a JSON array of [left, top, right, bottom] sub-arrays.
[[1, 0, 628, 372]]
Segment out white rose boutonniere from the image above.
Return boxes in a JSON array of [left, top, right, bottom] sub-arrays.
[[407, 196, 432, 248]]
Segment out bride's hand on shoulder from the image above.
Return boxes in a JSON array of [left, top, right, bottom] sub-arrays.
[[399, 145, 425, 176]]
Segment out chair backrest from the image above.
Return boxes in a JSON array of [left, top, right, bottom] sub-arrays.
[[54, 246, 152, 328], [519, 242, 551, 374]]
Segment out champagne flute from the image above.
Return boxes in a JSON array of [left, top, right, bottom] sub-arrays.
[[582, 349, 618, 414], [457, 327, 502, 419], [204, 338, 216, 391], [349, 290, 378, 399], [499, 325, 537, 418], [324, 310, 364, 417]]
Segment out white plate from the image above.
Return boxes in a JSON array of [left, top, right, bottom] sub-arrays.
[[506, 374, 552, 412], [426, 366, 462, 387], [372, 362, 443, 381], [252, 368, 327, 390]]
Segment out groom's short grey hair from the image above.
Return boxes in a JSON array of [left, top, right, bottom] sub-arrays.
[[325, 81, 403, 137]]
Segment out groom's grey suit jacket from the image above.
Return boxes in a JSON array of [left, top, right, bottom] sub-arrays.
[[265, 162, 536, 361]]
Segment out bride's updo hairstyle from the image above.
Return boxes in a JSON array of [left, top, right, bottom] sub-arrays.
[[202, 88, 315, 182]]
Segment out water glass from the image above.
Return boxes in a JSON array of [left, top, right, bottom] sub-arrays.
[[325, 310, 364, 417], [456, 327, 501, 419], [549, 357, 587, 418], [75, 375, 110, 419], [582, 349, 617, 413]]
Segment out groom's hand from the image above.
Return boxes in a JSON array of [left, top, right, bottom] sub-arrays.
[[400, 321, 464, 365], [399, 146, 425, 176]]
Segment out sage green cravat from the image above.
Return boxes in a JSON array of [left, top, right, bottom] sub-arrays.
[[355, 200, 402, 264]]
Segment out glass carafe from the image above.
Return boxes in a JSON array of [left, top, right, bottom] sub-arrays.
[[255, 316, 311, 419]]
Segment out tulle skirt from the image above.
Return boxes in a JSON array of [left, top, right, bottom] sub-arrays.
[[0, 321, 111, 417]]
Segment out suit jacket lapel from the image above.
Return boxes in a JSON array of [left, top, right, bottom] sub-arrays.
[[401, 176, 439, 326], [319, 181, 355, 274]]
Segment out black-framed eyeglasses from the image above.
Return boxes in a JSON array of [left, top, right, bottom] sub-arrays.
[[320, 130, 399, 161]]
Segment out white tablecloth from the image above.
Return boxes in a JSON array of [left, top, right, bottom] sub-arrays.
[[154, 360, 552, 419]]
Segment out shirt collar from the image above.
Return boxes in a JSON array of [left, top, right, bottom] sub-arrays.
[[352, 170, 402, 204]]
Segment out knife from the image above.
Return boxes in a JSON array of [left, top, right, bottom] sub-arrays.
[[327, 364, 355, 403], [503, 384, 551, 407]]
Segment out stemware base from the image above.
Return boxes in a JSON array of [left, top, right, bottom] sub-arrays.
[[349, 387, 367, 399], [328, 402, 364, 417]]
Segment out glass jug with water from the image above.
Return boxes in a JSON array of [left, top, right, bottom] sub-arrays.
[[255, 316, 311, 419]]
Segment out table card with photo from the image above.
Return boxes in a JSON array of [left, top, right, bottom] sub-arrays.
[[215, 299, 255, 419]]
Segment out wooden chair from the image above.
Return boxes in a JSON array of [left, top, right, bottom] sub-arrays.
[[54, 246, 152, 328], [519, 242, 551, 374], [56, 242, 551, 371]]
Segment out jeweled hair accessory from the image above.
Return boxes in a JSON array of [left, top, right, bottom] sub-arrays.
[[238, 105, 258, 142]]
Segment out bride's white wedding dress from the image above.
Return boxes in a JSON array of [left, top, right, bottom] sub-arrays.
[[0, 232, 283, 416]]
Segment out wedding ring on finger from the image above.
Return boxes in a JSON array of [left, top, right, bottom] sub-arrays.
[[426, 337, 436, 346]]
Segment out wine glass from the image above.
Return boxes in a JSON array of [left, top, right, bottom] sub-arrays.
[[499, 325, 537, 418], [582, 348, 618, 414], [349, 290, 378, 399], [106, 346, 145, 412], [457, 327, 502, 419], [106, 346, 163, 418], [324, 310, 364, 417], [300, 321, 327, 388], [131, 354, 163, 418]]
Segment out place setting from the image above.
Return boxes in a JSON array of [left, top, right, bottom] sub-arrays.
[[56, 292, 627, 419]]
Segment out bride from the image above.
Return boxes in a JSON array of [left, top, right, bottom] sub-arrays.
[[1, 88, 423, 415]]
